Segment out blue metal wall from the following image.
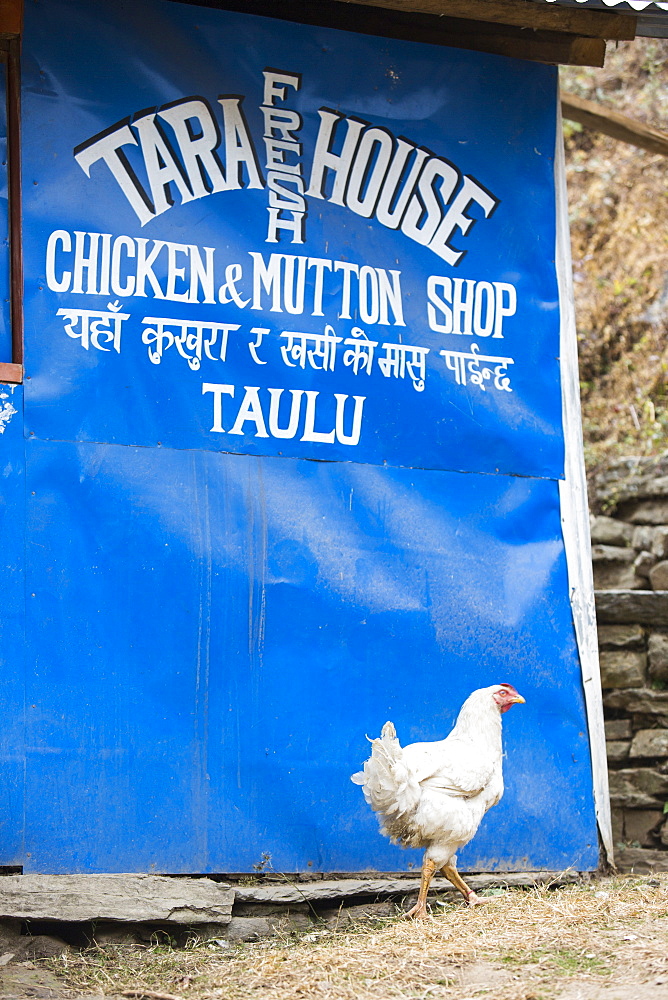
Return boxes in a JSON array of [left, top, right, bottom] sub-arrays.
[[0, 383, 25, 866], [0, 0, 600, 872], [19, 441, 597, 872]]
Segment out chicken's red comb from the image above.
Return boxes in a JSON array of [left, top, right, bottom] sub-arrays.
[[499, 683, 519, 695]]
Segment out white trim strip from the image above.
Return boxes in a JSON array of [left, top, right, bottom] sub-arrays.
[[555, 93, 614, 865]]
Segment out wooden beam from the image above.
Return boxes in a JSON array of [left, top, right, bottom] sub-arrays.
[[0, 362, 22, 383], [207, 0, 606, 65], [436, 30, 605, 67], [7, 39, 22, 368], [562, 92, 668, 156], [0, 0, 21, 36], [345, 5, 607, 65], [340, 0, 636, 39]]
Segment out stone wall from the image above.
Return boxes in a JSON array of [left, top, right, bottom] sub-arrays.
[[590, 453, 668, 870]]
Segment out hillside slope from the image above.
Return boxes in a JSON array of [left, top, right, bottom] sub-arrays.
[[560, 40, 668, 476]]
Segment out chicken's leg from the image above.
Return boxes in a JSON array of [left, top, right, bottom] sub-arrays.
[[404, 856, 437, 920], [441, 863, 484, 906]]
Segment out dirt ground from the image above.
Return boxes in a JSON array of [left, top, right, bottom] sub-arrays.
[[0, 874, 666, 1000]]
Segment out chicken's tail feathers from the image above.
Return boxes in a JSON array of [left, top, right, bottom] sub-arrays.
[[351, 723, 397, 785], [352, 720, 420, 830]]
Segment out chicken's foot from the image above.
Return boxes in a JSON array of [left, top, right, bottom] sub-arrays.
[[404, 856, 437, 920], [441, 863, 485, 906]]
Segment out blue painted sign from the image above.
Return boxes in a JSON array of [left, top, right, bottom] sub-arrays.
[[0, 0, 601, 874], [23, 0, 563, 478]]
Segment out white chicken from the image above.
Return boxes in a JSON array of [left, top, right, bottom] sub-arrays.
[[351, 683, 525, 918]]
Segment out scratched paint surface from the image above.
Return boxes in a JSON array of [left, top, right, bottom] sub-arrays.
[[0, 0, 600, 873], [20, 441, 598, 873]]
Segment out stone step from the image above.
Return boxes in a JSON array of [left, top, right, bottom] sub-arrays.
[[0, 874, 234, 924], [233, 871, 580, 904]]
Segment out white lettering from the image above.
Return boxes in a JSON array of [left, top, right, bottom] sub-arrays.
[[72, 231, 101, 295], [266, 208, 305, 244], [427, 276, 517, 338], [306, 110, 365, 206], [429, 176, 498, 266], [263, 70, 300, 107], [262, 107, 302, 142], [334, 393, 365, 446], [228, 385, 269, 437], [401, 158, 459, 247], [45, 230, 72, 292], [74, 125, 154, 226], [111, 236, 136, 296], [346, 128, 393, 218], [202, 384, 366, 447], [261, 71, 304, 245], [301, 390, 335, 443], [133, 112, 195, 218], [268, 387, 304, 438], [158, 99, 227, 197], [494, 283, 517, 338], [217, 98, 264, 191], [202, 382, 235, 433]]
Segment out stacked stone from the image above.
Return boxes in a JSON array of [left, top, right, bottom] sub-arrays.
[[597, 617, 668, 855], [588, 454, 668, 867], [592, 514, 668, 591]]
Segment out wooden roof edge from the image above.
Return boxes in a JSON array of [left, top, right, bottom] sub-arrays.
[[0, 0, 636, 47], [341, 0, 637, 40], [0, 0, 613, 68], [325, 0, 606, 65]]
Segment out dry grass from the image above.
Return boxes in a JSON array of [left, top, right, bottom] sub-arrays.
[[45, 874, 668, 1000], [560, 40, 668, 474]]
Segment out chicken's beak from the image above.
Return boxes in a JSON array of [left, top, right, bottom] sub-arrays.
[[511, 693, 526, 704]]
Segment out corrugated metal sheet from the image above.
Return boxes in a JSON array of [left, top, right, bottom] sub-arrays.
[[529, 0, 668, 36], [19, 441, 599, 873], [0, 0, 604, 874]]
